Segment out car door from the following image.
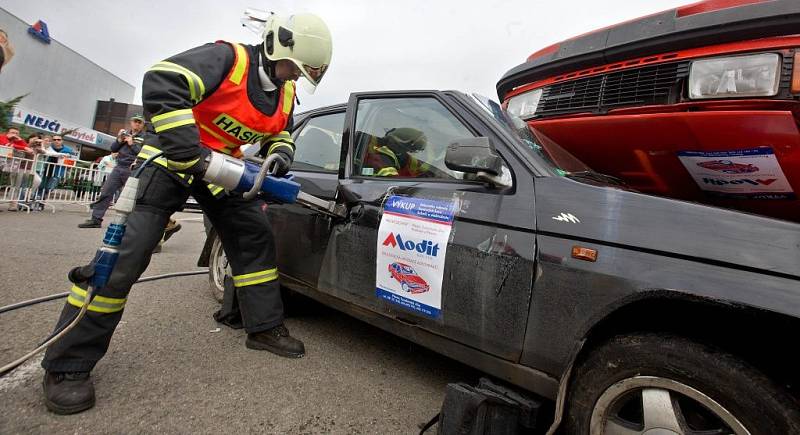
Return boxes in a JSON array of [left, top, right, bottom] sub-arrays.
[[317, 91, 537, 361], [270, 107, 345, 287]]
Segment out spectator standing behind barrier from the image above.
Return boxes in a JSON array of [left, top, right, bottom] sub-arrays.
[[93, 152, 117, 197], [40, 134, 76, 201], [0, 127, 33, 153], [79, 115, 144, 228], [23, 136, 46, 210], [0, 127, 34, 211], [36, 135, 53, 198]]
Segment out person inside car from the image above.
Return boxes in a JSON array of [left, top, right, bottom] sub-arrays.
[[362, 127, 435, 177]]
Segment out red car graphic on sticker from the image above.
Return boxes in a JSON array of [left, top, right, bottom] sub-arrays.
[[697, 160, 759, 174], [388, 262, 430, 294]]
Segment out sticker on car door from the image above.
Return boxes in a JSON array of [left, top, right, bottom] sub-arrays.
[[376, 195, 455, 318]]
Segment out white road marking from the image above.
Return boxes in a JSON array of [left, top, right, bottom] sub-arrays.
[[0, 355, 43, 393]]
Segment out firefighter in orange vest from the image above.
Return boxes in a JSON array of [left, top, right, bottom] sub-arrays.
[[41, 13, 332, 415]]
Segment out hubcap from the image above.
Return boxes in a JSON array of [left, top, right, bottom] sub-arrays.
[[590, 376, 750, 435], [210, 237, 230, 301]]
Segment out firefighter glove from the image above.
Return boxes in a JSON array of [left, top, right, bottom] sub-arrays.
[[270, 152, 292, 178]]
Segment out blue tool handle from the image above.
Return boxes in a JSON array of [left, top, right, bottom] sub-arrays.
[[91, 248, 118, 289], [236, 159, 300, 203], [102, 223, 126, 246], [259, 174, 300, 204]]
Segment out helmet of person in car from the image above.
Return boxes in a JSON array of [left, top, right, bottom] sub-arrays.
[[383, 128, 427, 154]]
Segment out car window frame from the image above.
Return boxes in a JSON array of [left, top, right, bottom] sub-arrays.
[[342, 91, 515, 188], [452, 93, 553, 178], [290, 107, 347, 175]]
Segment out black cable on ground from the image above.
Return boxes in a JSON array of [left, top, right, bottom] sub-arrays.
[[0, 270, 209, 316], [0, 292, 69, 315], [0, 268, 208, 377]]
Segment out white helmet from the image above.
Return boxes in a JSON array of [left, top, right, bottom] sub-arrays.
[[263, 13, 332, 92]]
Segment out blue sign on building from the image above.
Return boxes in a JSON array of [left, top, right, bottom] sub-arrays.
[[28, 20, 51, 44]]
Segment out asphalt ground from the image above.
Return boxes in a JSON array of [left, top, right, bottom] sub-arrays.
[[0, 207, 478, 434]]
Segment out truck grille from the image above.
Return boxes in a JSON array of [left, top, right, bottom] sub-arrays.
[[536, 61, 689, 117]]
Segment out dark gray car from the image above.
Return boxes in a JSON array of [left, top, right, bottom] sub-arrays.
[[201, 90, 800, 434]]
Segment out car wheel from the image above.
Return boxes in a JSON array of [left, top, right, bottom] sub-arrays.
[[207, 232, 230, 303], [401, 282, 409, 292], [564, 333, 800, 435]]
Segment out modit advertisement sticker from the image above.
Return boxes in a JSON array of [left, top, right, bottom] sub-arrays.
[[677, 147, 794, 199], [376, 196, 455, 318]]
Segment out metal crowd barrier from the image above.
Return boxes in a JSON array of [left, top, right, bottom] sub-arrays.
[[0, 146, 109, 214]]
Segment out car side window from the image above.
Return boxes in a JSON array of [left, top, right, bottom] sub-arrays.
[[291, 112, 345, 172], [353, 98, 480, 180]]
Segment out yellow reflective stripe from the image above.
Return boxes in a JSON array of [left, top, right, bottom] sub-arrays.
[[282, 82, 294, 115], [234, 269, 276, 280], [150, 61, 206, 103], [152, 109, 195, 133], [376, 146, 400, 168], [232, 268, 278, 287], [267, 142, 294, 155], [198, 123, 237, 149], [208, 184, 225, 195], [67, 285, 126, 313], [157, 61, 205, 97], [137, 145, 190, 180], [229, 44, 248, 85], [137, 145, 166, 163], [148, 66, 200, 103], [264, 131, 292, 143], [166, 157, 199, 171], [154, 118, 196, 133], [151, 109, 193, 123], [375, 167, 399, 177]]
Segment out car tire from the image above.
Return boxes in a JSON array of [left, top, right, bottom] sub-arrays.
[[401, 282, 409, 293], [208, 232, 229, 303], [206, 230, 303, 316], [563, 333, 800, 435]]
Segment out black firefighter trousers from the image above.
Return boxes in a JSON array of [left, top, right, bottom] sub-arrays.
[[42, 164, 284, 373]]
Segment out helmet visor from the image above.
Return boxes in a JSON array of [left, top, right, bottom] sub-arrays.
[[297, 62, 328, 94]]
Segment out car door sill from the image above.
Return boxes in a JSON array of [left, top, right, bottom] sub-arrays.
[[281, 274, 559, 400]]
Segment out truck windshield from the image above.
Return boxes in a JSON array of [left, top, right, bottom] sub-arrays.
[[471, 94, 625, 186]]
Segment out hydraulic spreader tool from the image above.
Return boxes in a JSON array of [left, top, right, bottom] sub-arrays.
[[0, 150, 345, 377], [204, 152, 347, 218]]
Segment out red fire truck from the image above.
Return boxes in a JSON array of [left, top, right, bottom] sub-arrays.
[[498, 0, 800, 222]]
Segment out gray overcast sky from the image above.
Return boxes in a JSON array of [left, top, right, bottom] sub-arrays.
[[3, 0, 688, 111]]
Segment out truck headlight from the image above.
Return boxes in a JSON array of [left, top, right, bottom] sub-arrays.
[[506, 88, 543, 119], [689, 53, 781, 99]]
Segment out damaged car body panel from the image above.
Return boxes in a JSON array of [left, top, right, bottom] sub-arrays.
[[224, 89, 800, 404], [272, 91, 539, 364]]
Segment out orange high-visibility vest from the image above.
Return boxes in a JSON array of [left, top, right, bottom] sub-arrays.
[[193, 42, 294, 158]]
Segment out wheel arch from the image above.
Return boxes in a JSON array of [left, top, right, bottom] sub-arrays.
[[573, 291, 800, 400]]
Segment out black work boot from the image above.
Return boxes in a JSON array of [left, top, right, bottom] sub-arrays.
[[78, 218, 102, 228], [43, 371, 96, 415], [246, 324, 305, 358]]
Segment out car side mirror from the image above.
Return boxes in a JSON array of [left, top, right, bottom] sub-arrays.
[[445, 137, 503, 176]]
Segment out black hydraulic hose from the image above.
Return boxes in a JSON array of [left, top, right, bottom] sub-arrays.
[[0, 270, 209, 316], [0, 152, 178, 378], [133, 151, 163, 177], [135, 269, 209, 284], [37, 269, 211, 347], [0, 269, 208, 377], [0, 292, 69, 315]]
